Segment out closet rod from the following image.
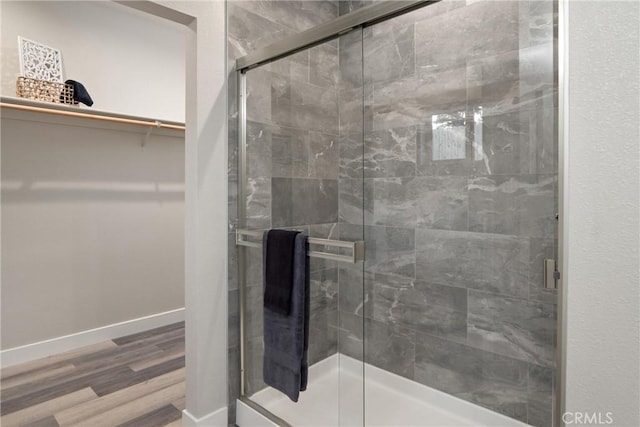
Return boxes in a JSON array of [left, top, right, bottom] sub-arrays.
[[0, 102, 186, 131]]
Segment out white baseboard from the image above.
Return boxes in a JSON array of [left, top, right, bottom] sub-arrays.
[[183, 406, 228, 427], [0, 308, 184, 368]]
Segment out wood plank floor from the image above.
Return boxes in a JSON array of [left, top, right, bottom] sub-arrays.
[[1, 322, 185, 427]]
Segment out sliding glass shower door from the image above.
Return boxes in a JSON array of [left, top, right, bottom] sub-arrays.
[[237, 1, 558, 426], [238, 29, 366, 426], [359, 2, 558, 426]]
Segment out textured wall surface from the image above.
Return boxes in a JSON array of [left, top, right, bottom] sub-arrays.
[[228, 1, 559, 426], [564, 2, 640, 426]]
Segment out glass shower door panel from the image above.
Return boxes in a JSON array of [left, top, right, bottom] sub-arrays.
[[361, 1, 558, 427], [241, 29, 365, 426]]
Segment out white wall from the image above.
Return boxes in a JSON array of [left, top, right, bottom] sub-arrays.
[[0, 1, 186, 122], [0, 1, 187, 353], [564, 1, 640, 426], [116, 2, 229, 425], [1, 113, 185, 350]]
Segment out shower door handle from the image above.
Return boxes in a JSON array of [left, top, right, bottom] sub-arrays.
[[544, 259, 559, 289]]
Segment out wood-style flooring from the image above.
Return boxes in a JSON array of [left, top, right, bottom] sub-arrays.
[[1, 322, 185, 427]]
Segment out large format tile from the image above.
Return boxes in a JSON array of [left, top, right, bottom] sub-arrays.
[[272, 177, 339, 227], [364, 318, 415, 380], [228, 3, 292, 59], [527, 364, 554, 427], [414, 333, 529, 423], [247, 121, 272, 178], [308, 268, 339, 365], [363, 126, 417, 178], [363, 225, 416, 278], [371, 67, 467, 131], [370, 177, 417, 228], [271, 50, 309, 83], [467, 290, 556, 366], [388, 0, 466, 30], [363, 19, 415, 84], [338, 31, 363, 91], [245, 176, 271, 230], [337, 312, 364, 361], [246, 337, 266, 396], [339, 132, 364, 178], [468, 174, 555, 238], [265, 0, 337, 33], [310, 43, 339, 88], [245, 284, 264, 340], [525, 99, 556, 176], [370, 274, 467, 341], [338, 0, 371, 16], [338, 265, 372, 318], [271, 125, 309, 178], [342, 224, 415, 278], [309, 132, 339, 179], [415, 229, 529, 298], [338, 178, 372, 225], [246, 67, 273, 125], [244, 244, 264, 287], [475, 109, 531, 176], [290, 81, 339, 135], [308, 223, 340, 272], [466, 49, 519, 108], [413, 176, 468, 231], [271, 72, 293, 128], [414, 1, 519, 73]]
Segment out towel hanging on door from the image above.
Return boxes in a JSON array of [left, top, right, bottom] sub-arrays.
[[263, 229, 299, 315], [262, 230, 310, 402]]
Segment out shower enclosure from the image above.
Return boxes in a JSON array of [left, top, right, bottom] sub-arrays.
[[235, 1, 559, 426]]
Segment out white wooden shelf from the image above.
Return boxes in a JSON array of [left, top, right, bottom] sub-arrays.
[[0, 96, 185, 133]]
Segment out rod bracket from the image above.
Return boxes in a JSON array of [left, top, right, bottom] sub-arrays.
[[141, 120, 162, 147]]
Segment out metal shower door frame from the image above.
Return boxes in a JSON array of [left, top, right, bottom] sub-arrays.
[[234, 0, 567, 425]]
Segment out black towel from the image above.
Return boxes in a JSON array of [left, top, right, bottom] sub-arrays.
[[264, 229, 300, 315], [65, 79, 94, 107], [263, 232, 310, 402]]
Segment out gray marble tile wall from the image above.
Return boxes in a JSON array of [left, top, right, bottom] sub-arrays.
[[229, 1, 557, 426], [227, 1, 341, 423], [335, 1, 558, 426]]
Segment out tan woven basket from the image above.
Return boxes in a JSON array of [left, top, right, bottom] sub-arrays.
[[16, 76, 77, 105]]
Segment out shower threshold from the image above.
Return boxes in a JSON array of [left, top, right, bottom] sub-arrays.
[[237, 353, 531, 427]]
